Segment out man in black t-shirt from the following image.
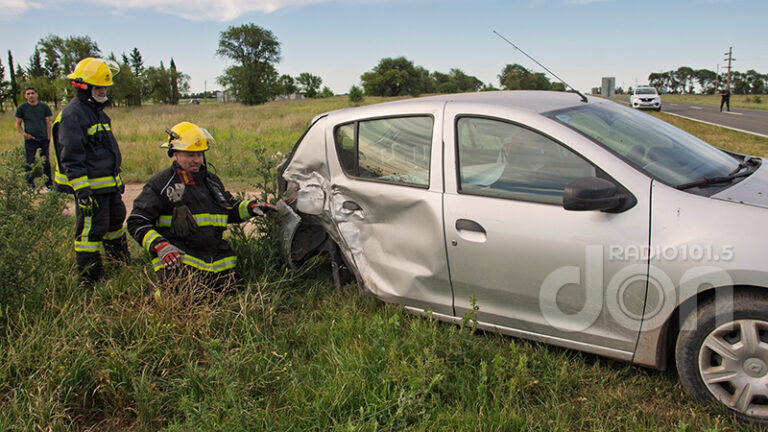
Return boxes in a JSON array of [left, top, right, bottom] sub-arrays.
[[15, 86, 53, 190]]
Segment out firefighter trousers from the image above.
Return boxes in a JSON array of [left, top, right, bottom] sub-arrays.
[[74, 191, 128, 282]]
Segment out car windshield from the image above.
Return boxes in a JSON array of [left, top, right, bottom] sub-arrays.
[[545, 102, 740, 190], [634, 88, 657, 95]]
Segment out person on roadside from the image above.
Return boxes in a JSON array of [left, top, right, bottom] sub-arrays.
[[720, 86, 731, 112], [15, 86, 54, 191], [52, 57, 129, 284], [126, 121, 275, 294]]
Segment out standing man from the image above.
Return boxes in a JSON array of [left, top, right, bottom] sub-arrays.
[[52, 57, 129, 284], [720, 86, 731, 112], [15, 86, 53, 190], [127, 122, 274, 292]]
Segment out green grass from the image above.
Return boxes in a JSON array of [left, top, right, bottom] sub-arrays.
[[1, 96, 767, 430]]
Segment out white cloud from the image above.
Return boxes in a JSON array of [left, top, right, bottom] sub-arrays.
[[0, 0, 43, 19], [83, 0, 341, 21]]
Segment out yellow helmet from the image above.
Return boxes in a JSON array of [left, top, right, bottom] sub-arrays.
[[161, 122, 215, 153], [67, 57, 120, 87]]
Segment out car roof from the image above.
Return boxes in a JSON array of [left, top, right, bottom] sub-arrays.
[[314, 90, 595, 123]]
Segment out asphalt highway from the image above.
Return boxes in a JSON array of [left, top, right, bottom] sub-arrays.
[[612, 96, 768, 137]]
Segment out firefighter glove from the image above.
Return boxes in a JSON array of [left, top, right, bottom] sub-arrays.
[[248, 201, 277, 217], [77, 195, 96, 217], [152, 241, 184, 270]]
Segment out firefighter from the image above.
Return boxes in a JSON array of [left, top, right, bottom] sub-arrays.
[[52, 57, 128, 283], [126, 122, 274, 292]]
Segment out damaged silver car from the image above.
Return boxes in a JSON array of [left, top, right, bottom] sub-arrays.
[[277, 90, 768, 424]]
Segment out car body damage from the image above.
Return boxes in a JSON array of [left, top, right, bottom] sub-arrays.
[[276, 90, 768, 425], [279, 104, 452, 312]]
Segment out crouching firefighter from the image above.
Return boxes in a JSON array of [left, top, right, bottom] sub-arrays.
[[52, 57, 129, 283], [126, 122, 275, 292]]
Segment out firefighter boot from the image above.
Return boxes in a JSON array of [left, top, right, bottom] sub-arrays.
[[104, 234, 130, 264], [76, 252, 106, 284]]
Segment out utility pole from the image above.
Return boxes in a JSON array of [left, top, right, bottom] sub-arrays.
[[204, 80, 207, 103], [723, 47, 735, 90]]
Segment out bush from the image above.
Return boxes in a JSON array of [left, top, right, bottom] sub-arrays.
[[349, 85, 364, 104], [0, 148, 74, 324]]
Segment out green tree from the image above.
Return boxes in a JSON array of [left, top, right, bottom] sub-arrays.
[[296, 72, 322, 98], [360, 57, 424, 96], [694, 69, 718, 94], [8, 51, 19, 107], [27, 48, 45, 78], [676, 67, 695, 94], [320, 86, 334, 98], [169, 58, 180, 104], [0, 58, 7, 112], [129, 47, 144, 76], [277, 74, 296, 95], [348, 85, 364, 104], [110, 61, 142, 106], [498, 63, 555, 90], [216, 23, 281, 105]]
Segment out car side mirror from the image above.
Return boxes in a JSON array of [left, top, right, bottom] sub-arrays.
[[563, 176, 628, 212]]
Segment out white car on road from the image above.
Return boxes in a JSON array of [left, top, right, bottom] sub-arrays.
[[630, 86, 662, 111]]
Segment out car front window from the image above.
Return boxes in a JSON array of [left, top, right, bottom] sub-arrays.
[[546, 102, 739, 190], [634, 88, 657, 95]]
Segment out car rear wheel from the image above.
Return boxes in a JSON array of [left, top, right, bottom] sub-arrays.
[[676, 291, 768, 425]]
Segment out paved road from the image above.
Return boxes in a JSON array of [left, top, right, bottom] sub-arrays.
[[612, 96, 768, 137]]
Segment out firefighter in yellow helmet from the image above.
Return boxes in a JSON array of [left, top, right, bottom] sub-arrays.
[[52, 57, 128, 284], [126, 122, 275, 292]]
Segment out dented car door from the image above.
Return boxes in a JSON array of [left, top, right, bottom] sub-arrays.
[[320, 104, 453, 314]]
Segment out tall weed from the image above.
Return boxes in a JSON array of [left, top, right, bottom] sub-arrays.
[[0, 148, 74, 324]]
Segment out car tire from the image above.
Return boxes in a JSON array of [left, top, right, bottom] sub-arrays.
[[676, 291, 768, 425]]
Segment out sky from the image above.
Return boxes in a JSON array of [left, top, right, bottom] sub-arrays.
[[1, 0, 766, 95]]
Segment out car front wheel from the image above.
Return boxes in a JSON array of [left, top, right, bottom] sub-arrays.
[[676, 291, 768, 425]]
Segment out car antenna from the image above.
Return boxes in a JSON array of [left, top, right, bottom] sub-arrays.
[[493, 30, 588, 103]]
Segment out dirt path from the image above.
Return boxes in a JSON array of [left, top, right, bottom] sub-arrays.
[[65, 183, 262, 215]]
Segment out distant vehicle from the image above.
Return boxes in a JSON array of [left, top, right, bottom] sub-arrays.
[[189, 99, 200, 105], [278, 91, 768, 425], [630, 86, 662, 111]]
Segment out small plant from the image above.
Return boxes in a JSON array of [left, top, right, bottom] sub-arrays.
[[349, 85, 364, 104]]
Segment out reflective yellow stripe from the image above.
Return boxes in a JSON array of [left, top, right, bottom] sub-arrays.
[[70, 175, 90, 191], [155, 213, 228, 228], [151, 254, 237, 273], [142, 230, 162, 253], [238, 201, 251, 219], [103, 226, 126, 241], [76, 215, 99, 252], [54, 173, 122, 190], [86, 123, 112, 135], [74, 241, 101, 253]]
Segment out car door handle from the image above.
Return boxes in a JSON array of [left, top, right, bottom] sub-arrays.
[[342, 200, 362, 211], [456, 219, 485, 233], [455, 219, 487, 243]]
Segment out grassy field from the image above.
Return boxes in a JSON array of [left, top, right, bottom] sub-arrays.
[[1, 95, 768, 431]]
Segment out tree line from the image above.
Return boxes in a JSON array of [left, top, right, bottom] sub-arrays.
[[0, 35, 188, 112], [647, 67, 767, 95], [1, 23, 592, 111], [214, 24, 566, 104]]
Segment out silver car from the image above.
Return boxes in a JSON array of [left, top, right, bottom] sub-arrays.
[[277, 91, 768, 424]]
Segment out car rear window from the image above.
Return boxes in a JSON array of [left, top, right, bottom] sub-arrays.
[[334, 116, 433, 187]]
